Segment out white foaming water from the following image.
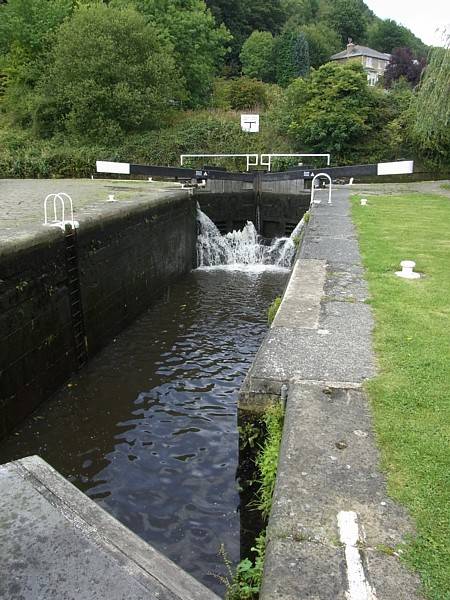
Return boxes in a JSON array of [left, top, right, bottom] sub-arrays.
[[196, 209, 304, 270]]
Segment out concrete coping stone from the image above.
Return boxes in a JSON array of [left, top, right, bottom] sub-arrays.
[[0, 455, 220, 600]]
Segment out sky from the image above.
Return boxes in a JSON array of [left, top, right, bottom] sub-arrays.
[[364, 0, 450, 47]]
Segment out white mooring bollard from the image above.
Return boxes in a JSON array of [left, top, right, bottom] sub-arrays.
[[360, 198, 368, 206], [395, 260, 420, 279], [107, 194, 116, 202]]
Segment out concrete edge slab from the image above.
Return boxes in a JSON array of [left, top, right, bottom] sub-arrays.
[[272, 259, 327, 329], [15, 456, 220, 600]]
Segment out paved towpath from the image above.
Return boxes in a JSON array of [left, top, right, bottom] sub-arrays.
[[351, 178, 450, 197], [241, 187, 423, 599], [0, 178, 186, 246]]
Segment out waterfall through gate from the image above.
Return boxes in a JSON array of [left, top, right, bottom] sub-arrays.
[[196, 208, 304, 269]]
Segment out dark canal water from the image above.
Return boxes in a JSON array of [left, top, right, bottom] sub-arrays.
[[0, 266, 288, 594]]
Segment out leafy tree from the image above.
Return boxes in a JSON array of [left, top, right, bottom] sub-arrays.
[[409, 43, 450, 166], [384, 48, 426, 88], [274, 30, 310, 87], [367, 19, 427, 57], [298, 23, 341, 68], [0, 0, 72, 57], [0, 0, 73, 121], [323, 0, 368, 45], [240, 31, 275, 81], [32, 4, 183, 141], [112, 0, 230, 108], [276, 62, 380, 158], [205, 0, 285, 68], [280, 0, 319, 28]]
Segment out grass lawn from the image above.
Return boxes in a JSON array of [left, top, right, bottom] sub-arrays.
[[351, 193, 450, 600]]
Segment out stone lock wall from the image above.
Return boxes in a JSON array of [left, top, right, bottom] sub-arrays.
[[0, 193, 196, 438]]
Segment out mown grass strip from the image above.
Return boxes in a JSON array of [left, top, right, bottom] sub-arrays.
[[351, 193, 450, 600]]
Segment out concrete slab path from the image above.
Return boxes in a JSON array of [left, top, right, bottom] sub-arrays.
[[241, 188, 423, 599], [0, 178, 188, 247], [0, 456, 220, 600]]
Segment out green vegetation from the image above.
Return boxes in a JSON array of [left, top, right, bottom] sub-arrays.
[[255, 403, 285, 519], [268, 296, 282, 325], [410, 39, 450, 168], [0, 0, 448, 177], [440, 183, 450, 191], [351, 193, 450, 600], [226, 404, 285, 599], [222, 531, 266, 600]]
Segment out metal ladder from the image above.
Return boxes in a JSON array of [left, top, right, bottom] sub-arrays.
[[64, 225, 88, 368]]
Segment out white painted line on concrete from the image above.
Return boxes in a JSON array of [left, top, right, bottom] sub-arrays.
[[338, 511, 378, 600]]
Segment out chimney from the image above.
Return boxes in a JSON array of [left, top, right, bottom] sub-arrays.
[[347, 38, 355, 54]]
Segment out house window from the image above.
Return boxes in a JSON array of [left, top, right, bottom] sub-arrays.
[[367, 72, 378, 86], [366, 56, 373, 68]]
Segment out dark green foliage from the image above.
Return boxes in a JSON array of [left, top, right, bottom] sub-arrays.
[[281, 0, 319, 29], [274, 30, 310, 87], [31, 4, 182, 142], [298, 23, 341, 68], [0, 0, 73, 123], [323, 0, 368, 45], [206, 0, 285, 68], [0, 0, 72, 57], [367, 18, 428, 57], [114, 0, 231, 108], [409, 45, 450, 168], [228, 77, 269, 110], [274, 61, 395, 161], [240, 31, 275, 82]]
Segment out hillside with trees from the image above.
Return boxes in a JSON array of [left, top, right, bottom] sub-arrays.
[[0, 0, 448, 177]]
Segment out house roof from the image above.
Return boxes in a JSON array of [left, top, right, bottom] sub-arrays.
[[331, 45, 391, 61]]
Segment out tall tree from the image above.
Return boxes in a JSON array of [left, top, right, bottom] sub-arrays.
[[0, 0, 73, 121], [113, 0, 230, 108], [410, 41, 450, 165], [384, 47, 426, 88], [32, 4, 183, 141], [323, 0, 368, 45], [368, 19, 427, 56], [205, 0, 285, 68], [240, 31, 275, 81], [276, 61, 379, 157], [280, 0, 319, 28], [297, 23, 341, 68], [274, 30, 310, 87]]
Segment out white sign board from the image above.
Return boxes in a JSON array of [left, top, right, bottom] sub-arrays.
[[241, 114, 260, 133], [96, 160, 130, 175], [377, 160, 414, 176]]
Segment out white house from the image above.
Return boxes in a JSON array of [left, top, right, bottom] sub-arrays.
[[330, 41, 391, 85]]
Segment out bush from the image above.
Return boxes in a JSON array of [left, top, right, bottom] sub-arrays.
[[31, 4, 182, 142], [228, 77, 269, 110]]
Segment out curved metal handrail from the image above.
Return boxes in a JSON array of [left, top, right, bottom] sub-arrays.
[[44, 193, 77, 230], [310, 173, 332, 206]]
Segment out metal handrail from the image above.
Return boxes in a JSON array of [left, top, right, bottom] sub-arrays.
[[44, 193, 78, 230], [260, 153, 331, 172], [310, 173, 332, 206], [180, 153, 259, 172]]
